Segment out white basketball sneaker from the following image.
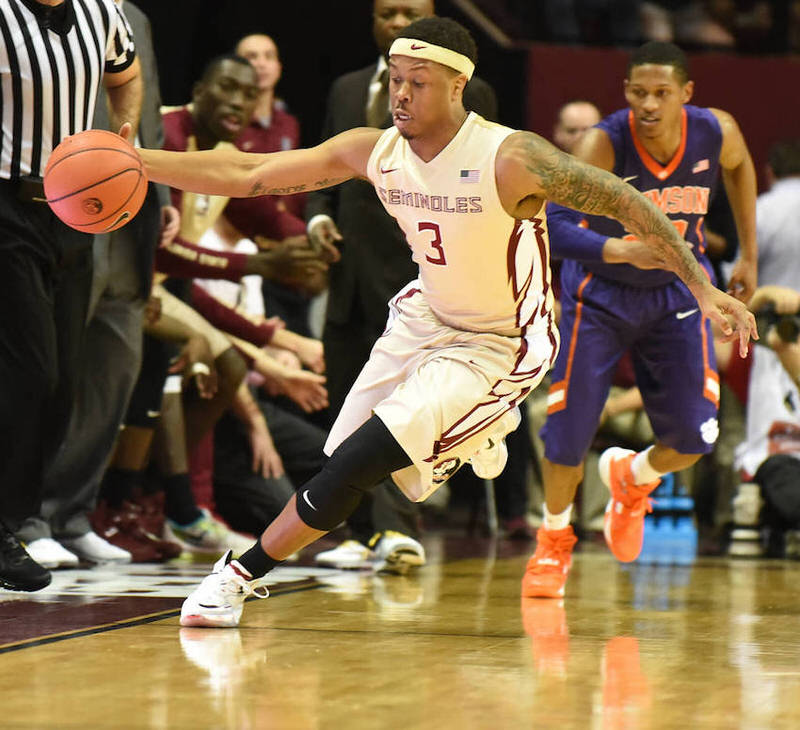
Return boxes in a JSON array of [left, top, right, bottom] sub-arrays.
[[369, 531, 426, 575], [469, 406, 522, 480], [180, 551, 270, 628], [314, 539, 374, 569], [24, 537, 79, 569]]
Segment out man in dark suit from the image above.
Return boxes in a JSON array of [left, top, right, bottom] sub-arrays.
[[305, 0, 498, 570]]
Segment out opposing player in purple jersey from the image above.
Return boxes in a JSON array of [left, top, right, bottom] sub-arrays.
[[523, 41, 758, 599]]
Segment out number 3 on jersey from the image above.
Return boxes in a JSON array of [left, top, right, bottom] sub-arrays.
[[419, 221, 447, 265]]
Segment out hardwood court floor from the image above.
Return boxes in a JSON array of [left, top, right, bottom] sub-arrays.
[[1, 536, 800, 730]]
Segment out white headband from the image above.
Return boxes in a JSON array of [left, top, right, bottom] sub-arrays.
[[389, 37, 474, 80]]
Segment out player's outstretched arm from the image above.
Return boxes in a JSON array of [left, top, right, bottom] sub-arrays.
[[134, 127, 382, 200], [496, 130, 757, 355]]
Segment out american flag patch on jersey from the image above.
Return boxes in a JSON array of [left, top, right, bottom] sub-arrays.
[[692, 158, 710, 173], [460, 169, 480, 183]]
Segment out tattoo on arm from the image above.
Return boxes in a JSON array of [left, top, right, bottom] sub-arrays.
[[248, 181, 267, 197], [312, 176, 348, 188], [248, 176, 349, 198], [249, 182, 307, 197], [520, 134, 705, 290]]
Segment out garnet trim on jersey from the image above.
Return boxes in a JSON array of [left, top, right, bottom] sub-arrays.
[[425, 215, 555, 460]]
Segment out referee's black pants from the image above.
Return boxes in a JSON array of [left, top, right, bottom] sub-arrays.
[[0, 185, 93, 527]]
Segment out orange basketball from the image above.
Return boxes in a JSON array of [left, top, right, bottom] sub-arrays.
[[44, 129, 148, 234]]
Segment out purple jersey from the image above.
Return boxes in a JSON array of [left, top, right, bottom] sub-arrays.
[[579, 104, 722, 287]]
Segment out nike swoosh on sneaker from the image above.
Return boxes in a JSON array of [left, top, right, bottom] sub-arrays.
[[675, 308, 699, 320], [302, 490, 317, 511]]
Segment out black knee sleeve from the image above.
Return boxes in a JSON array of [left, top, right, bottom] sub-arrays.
[[295, 415, 412, 531]]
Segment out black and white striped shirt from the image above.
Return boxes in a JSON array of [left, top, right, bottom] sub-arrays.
[[0, 0, 136, 180]]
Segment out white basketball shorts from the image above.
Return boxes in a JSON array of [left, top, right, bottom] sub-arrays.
[[324, 281, 556, 502]]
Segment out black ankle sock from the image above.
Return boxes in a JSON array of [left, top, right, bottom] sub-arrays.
[[102, 468, 140, 508], [236, 541, 281, 579], [162, 473, 203, 525]]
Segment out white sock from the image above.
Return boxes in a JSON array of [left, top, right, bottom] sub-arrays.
[[631, 447, 662, 485], [543, 503, 573, 531]]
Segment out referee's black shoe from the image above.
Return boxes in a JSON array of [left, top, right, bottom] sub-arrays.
[[0, 520, 51, 592]]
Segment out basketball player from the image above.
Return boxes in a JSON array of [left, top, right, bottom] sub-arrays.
[[523, 41, 758, 599], [132, 19, 755, 628]]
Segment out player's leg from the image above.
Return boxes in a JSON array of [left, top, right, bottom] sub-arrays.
[[180, 413, 412, 627], [523, 274, 624, 598], [601, 307, 718, 562]]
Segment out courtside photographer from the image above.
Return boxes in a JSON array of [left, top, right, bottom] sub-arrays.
[[735, 285, 800, 556]]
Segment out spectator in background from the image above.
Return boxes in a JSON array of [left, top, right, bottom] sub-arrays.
[[641, 1, 775, 52], [154, 54, 328, 552], [92, 281, 251, 561], [541, 0, 642, 45], [753, 139, 800, 289], [729, 140, 800, 555], [736, 285, 800, 556], [194, 226, 329, 537], [553, 100, 602, 155], [223, 33, 330, 337]]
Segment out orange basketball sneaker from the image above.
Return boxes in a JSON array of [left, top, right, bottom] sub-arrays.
[[521, 525, 578, 598], [599, 447, 659, 562]]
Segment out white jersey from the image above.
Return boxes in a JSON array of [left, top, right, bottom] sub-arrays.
[[366, 112, 555, 338]]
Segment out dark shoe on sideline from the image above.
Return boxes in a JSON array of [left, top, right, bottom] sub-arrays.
[[504, 517, 535, 541], [0, 521, 51, 591]]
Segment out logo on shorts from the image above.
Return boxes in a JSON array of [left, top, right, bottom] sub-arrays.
[[432, 457, 461, 483], [82, 197, 103, 215], [700, 417, 719, 445]]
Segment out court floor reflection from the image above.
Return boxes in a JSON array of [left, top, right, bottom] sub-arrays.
[[1, 536, 800, 729]]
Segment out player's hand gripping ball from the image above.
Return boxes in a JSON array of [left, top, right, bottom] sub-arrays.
[[44, 129, 148, 233]]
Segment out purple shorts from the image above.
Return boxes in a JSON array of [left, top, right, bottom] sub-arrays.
[[541, 261, 720, 466]]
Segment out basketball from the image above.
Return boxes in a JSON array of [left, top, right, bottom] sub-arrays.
[[44, 129, 148, 234]]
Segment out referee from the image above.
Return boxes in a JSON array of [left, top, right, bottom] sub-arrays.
[[0, 0, 142, 591]]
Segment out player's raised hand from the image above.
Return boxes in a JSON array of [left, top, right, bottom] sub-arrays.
[[697, 285, 758, 358]]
